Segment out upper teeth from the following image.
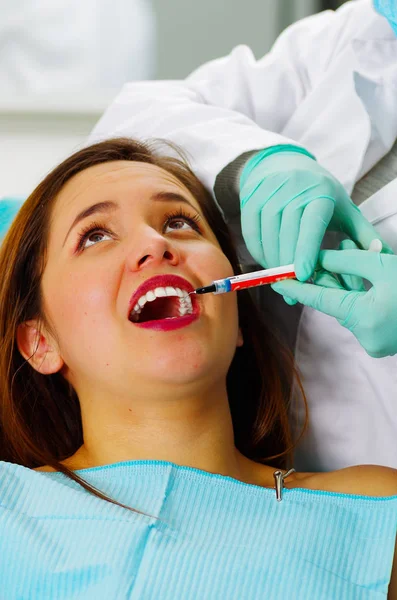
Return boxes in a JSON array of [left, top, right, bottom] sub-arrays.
[[129, 286, 193, 321]]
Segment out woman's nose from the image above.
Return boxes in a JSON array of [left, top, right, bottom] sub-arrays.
[[127, 230, 180, 271]]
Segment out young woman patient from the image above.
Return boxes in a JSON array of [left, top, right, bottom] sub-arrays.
[[0, 138, 396, 599]]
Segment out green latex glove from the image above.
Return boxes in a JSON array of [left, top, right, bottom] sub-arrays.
[[239, 145, 393, 306], [271, 241, 397, 358]]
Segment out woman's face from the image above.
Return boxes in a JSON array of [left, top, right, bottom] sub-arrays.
[[39, 161, 242, 402]]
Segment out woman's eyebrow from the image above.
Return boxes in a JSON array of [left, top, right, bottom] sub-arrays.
[[62, 191, 198, 247]]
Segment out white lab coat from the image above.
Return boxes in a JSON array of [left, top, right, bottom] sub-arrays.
[[0, 0, 156, 94], [89, 0, 397, 471]]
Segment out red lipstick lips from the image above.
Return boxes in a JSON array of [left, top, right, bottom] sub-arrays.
[[128, 274, 200, 331]]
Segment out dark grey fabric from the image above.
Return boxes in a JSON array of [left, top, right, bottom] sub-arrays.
[[214, 150, 257, 220], [351, 139, 397, 206]]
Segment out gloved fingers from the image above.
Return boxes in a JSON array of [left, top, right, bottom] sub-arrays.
[[256, 176, 315, 267], [241, 201, 266, 267], [293, 197, 335, 282], [340, 202, 395, 254], [259, 204, 281, 268], [313, 266, 343, 289], [278, 202, 303, 267], [240, 172, 294, 212], [318, 248, 394, 284], [336, 240, 366, 292], [278, 198, 321, 307], [271, 279, 362, 322], [240, 176, 267, 209]]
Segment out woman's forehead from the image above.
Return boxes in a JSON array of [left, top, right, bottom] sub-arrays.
[[55, 161, 198, 215]]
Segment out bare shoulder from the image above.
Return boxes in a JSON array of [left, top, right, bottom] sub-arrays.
[[296, 465, 397, 498], [33, 465, 58, 472]]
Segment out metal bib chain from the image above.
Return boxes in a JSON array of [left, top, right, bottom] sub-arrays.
[[273, 468, 296, 502]]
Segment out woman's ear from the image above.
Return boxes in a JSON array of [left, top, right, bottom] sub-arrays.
[[236, 326, 244, 348], [16, 320, 64, 375]]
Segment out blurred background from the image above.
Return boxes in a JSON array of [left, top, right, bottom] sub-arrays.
[[0, 0, 347, 198]]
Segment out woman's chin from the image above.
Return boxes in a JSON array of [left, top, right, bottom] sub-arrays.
[[142, 351, 220, 387], [150, 359, 209, 383], [123, 329, 231, 386]]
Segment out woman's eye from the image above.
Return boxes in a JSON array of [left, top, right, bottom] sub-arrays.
[[163, 211, 202, 234], [76, 225, 113, 251], [164, 218, 195, 232], [85, 231, 112, 247]]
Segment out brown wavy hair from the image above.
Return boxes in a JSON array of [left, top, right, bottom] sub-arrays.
[[0, 137, 307, 521]]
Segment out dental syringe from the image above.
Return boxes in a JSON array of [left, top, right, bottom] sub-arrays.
[[189, 238, 384, 296], [190, 238, 384, 296], [190, 264, 296, 295]]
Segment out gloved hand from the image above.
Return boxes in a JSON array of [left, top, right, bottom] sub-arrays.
[[271, 241, 397, 358], [239, 145, 393, 305]]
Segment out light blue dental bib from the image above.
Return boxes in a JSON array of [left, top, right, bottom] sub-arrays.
[[0, 460, 396, 599]]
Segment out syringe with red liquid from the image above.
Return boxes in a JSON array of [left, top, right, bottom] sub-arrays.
[[191, 264, 296, 295]]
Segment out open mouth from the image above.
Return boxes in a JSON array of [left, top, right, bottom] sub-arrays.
[[129, 286, 194, 324]]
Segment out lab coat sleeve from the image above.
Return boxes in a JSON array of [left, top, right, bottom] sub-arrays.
[[89, 4, 354, 213]]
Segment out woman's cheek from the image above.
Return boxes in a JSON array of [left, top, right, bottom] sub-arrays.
[[194, 245, 234, 281], [53, 278, 108, 336]]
